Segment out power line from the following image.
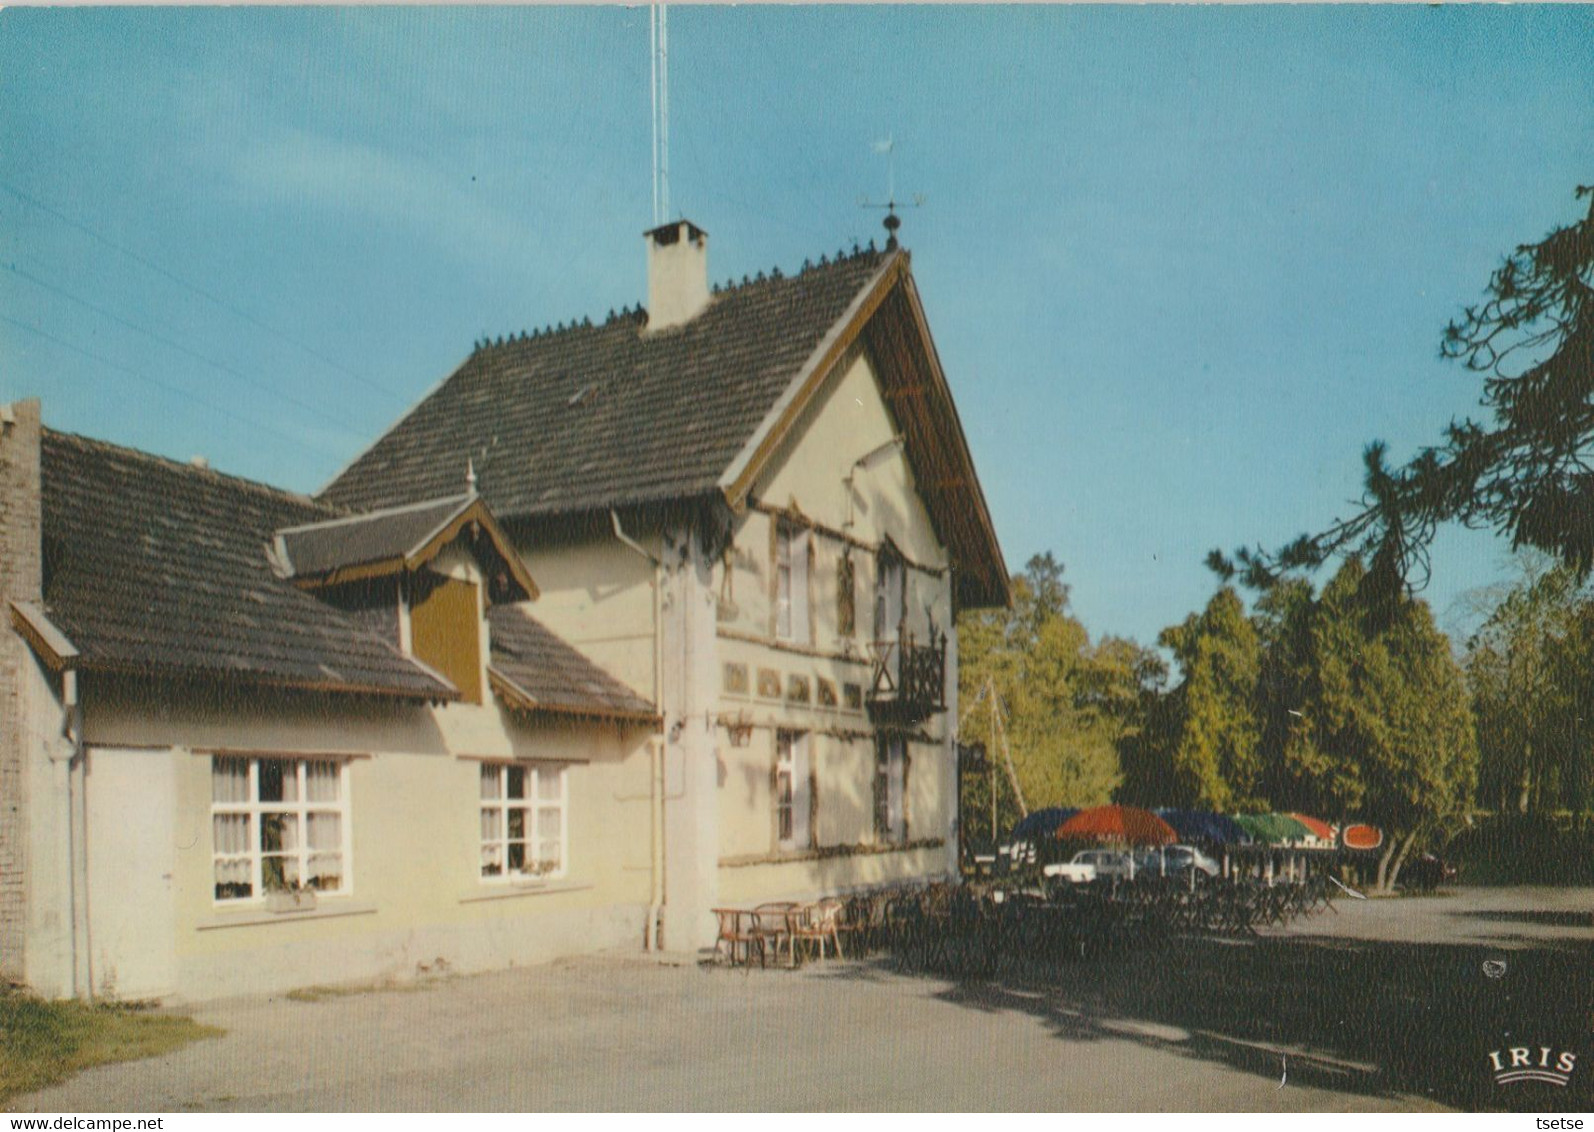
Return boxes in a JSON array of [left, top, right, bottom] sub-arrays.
[[0, 179, 409, 406], [4, 260, 371, 437], [0, 311, 345, 460]]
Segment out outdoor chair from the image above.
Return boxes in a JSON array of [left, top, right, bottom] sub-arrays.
[[793, 897, 847, 962], [753, 902, 801, 968], [713, 907, 764, 968]]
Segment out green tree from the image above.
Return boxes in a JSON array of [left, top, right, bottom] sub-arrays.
[[1466, 562, 1593, 814], [958, 553, 1161, 836], [1119, 587, 1263, 810], [1231, 186, 1594, 604], [1281, 560, 1479, 890]]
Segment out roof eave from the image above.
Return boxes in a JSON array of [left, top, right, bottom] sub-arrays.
[[487, 666, 661, 727], [9, 601, 80, 671], [73, 655, 458, 703], [716, 251, 908, 510], [894, 272, 1012, 609], [286, 496, 540, 601]]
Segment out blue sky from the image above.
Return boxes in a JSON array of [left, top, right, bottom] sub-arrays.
[[3, 6, 1592, 649]]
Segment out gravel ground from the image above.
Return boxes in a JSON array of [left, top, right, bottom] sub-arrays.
[[9, 886, 1590, 1112]]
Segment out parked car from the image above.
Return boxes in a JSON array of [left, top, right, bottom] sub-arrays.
[[1044, 848, 1136, 883], [1135, 844, 1221, 879], [1401, 853, 1457, 893]]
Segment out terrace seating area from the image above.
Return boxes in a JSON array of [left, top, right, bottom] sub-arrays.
[[711, 872, 1340, 977]]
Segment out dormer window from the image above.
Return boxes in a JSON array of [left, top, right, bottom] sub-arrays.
[[273, 492, 538, 707], [408, 569, 483, 704]]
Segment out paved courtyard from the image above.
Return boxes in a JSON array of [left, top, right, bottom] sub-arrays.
[[10, 886, 1592, 1112]]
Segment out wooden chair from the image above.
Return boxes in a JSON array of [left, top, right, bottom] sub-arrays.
[[793, 897, 846, 962], [753, 902, 801, 968], [713, 908, 763, 968]]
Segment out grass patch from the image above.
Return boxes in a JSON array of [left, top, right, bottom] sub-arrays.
[[284, 978, 439, 1003], [0, 988, 220, 1103]]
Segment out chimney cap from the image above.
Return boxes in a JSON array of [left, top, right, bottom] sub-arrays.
[[644, 219, 708, 245]]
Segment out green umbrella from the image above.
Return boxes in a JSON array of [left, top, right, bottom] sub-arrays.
[[1230, 812, 1314, 844]]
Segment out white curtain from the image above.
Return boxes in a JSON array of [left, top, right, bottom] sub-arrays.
[[212, 758, 250, 804], [305, 761, 339, 802]]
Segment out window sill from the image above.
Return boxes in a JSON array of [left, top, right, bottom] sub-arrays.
[[457, 880, 593, 904], [197, 900, 378, 932], [720, 837, 945, 868]]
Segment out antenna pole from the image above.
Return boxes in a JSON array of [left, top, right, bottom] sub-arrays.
[[650, 7, 659, 225], [649, 5, 671, 224], [661, 6, 671, 220]]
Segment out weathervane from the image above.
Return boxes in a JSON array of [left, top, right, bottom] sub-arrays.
[[861, 135, 925, 250]]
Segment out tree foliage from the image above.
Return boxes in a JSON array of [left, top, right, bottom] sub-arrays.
[[1227, 186, 1594, 604], [1466, 561, 1594, 815], [1123, 561, 1477, 891], [957, 553, 1163, 838], [1119, 587, 1263, 810]]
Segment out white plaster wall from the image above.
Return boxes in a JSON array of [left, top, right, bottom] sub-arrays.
[[20, 653, 73, 998], [658, 521, 721, 951], [759, 349, 948, 567], [514, 536, 658, 703], [73, 677, 655, 1001]]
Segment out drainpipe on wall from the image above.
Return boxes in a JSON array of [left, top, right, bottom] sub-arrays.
[[612, 511, 666, 952], [60, 668, 91, 999]]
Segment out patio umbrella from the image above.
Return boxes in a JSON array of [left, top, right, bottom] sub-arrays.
[[1230, 812, 1314, 844], [1288, 813, 1336, 843], [1155, 809, 1253, 845], [1008, 807, 1079, 842], [1055, 805, 1177, 846]]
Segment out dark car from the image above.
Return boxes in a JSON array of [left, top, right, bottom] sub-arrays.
[[1401, 853, 1457, 893]]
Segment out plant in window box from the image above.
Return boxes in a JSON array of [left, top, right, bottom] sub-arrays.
[[265, 877, 317, 913]]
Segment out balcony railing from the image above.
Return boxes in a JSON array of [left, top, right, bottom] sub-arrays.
[[867, 626, 947, 721]]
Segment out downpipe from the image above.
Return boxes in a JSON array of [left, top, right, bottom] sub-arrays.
[[613, 511, 667, 952]]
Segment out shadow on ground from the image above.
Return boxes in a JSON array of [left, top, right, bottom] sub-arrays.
[[1455, 909, 1594, 929], [823, 927, 1592, 1111]]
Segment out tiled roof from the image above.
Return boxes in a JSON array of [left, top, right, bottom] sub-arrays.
[[276, 495, 473, 579], [487, 605, 657, 722], [39, 430, 455, 699], [320, 248, 895, 519]]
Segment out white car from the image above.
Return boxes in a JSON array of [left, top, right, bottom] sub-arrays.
[[1043, 848, 1135, 883]]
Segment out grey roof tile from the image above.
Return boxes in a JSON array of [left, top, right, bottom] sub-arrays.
[[277, 495, 473, 578], [487, 605, 656, 721], [40, 430, 455, 699], [320, 250, 893, 519]]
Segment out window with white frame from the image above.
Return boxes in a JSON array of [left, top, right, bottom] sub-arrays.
[[775, 522, 810, 644], [775, 730, 811, 851], [480, 762, 567, 881], [212, 756, 349, 902], [874, 735, 906, 844]]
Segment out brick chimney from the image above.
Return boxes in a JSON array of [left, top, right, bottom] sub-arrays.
[[0, 398, 43, 613], [0, 398, 41, 985], [645, 220, 709, 331]]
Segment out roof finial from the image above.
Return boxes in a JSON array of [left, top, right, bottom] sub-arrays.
[[862, 135, 923, 252], [466, 458, 478, 497]]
